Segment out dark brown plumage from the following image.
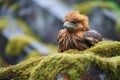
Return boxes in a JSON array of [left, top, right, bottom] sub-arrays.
[[57, 11, 102, 52]]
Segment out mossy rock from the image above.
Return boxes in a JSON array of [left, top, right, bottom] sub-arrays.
[[6, 35, 37, 56], [0, 16, 9, 31], [116, 21, 120, 33], [0, 56, 45, 80], [5, 35, 54, 57], [88, 41, 120, 57], [0, 41, 120, 80], [45, 43, 57, 54], [10, 3, 19, 11], [29, 53, 94, 80], [29, 54, 120, 80], [25, 50, 42, 59]]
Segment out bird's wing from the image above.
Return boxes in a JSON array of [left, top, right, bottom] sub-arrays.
[[84, 30, 103, 46]]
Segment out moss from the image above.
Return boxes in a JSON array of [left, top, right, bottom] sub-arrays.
[[25, 50, 42, 59], [10, 3, 19, 11], [92, 56, 120, 80], [108, 56, 120, 80], [116, 21, 120, 32], [88, 41, 120, 57], [0, 56, 44, 80], [0, 41, 120, 80], [63, 49, 81, 54], [45, 43, 57, 54], [64, 41, 120, 57], [0, 16, 9, 31], [6, 35, 37, 56], [29, 53, 94, 80], [0, 0, 3, 3], [29, 53, 120, 80], [63, 49, 93, 55]]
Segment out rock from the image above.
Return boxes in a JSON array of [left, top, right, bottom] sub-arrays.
[[18, 0, 72, 44], [89, 7, 118, 40]]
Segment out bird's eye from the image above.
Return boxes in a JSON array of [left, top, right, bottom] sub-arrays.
[[71, 21, 77, 24]]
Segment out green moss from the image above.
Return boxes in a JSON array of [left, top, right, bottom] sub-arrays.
[[63, 49, 93, 55], [63, 49, 81, 54], [0, 56, 44, 80], [116, 21, 120, 32], [0, 0, 3, 3], [92, 56, 120, 80], [6, 35, 37, 56], [0, 16, 9, 31], [64, 41, 120, 57], [88, 41, 120, 57], [0, 41, 120, 80], [10, 3, 19, 11], [29, 53, 94, 80], [25, 50, 42, 59], [45, 43, 57, 54], [29, 53, 120, 80]]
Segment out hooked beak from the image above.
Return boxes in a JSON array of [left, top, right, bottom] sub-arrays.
[[63, 22, 75, 28]]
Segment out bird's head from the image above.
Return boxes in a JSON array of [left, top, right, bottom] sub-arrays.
[[63, 11, 90, 31]]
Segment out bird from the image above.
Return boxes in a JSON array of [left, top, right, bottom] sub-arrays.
[[57, 11, 102, 53]]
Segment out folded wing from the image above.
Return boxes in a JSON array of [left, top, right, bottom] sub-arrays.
[[84, 30, 103, 47]]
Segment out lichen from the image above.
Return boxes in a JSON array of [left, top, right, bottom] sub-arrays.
[[0, 41, 120, 80]]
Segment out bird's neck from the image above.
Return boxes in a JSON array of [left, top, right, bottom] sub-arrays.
[[66, 28, 84, 34]]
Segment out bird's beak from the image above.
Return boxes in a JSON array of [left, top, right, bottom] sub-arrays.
[[63, 22, 74, 28]]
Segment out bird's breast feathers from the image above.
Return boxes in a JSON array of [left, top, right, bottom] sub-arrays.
[[57, 29, 88, 52]]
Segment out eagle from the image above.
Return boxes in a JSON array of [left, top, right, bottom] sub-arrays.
[[57, 11, 102, 53]]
